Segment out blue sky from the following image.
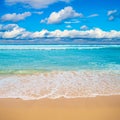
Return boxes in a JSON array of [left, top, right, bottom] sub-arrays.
[[0, 0, 120, 41]]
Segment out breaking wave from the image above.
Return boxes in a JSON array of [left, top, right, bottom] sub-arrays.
[[0, 45, 119, 50], [0, 70, 120, 100]]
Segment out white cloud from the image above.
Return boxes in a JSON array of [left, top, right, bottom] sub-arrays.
[[40, 18, 48, 23], [1, 12, 31, 22], [0, 24, 18, 31], [48, 28, 120, 38], [64, 19, 80, 24], [0, 24, 120, 39], [5, 0, 70, 9], [107, 10, 117, 16], [107, 10, 120, 21], [1, 24, 26, 39], [80, 25, 88, 30], [31, 29, 49, 38], [88, 14, 99, 18], [66, 25, 72, 28], [45, 6, 83, 24], [33, 11, 43, 15], [108, 16, 114, 21]]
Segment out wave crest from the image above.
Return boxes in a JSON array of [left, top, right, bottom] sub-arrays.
[[0, 45, 119, 50]]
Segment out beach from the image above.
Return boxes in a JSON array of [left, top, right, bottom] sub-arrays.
[[0, 96, 120, 120], [0, 45, 120, 120], [1, 0, 120, 119]]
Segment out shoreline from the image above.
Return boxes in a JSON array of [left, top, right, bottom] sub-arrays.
[[0, 69, 120, 75], [0, 95, 120, 120], [0, 94, 120, 100], [0, 70, 120, 100]]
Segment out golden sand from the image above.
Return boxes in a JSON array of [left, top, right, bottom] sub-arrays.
[[0, 96, 120, 120]]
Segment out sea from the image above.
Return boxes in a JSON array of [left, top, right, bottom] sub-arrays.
[[0, 45, 120, 100]]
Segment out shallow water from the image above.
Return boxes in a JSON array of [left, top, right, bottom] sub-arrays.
[[0, 45, 120, 73], [0, 45, 120, 100]]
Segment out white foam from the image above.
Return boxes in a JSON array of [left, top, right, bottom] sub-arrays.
[[0, 70, 120, 100], [0, 45, 119, 50]]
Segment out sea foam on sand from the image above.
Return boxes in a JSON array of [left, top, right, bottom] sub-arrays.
[[0, 70, 120, 100]]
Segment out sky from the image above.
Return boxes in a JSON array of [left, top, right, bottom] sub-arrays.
[[0, 0, 120, 44]]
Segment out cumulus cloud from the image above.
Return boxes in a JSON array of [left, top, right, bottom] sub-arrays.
[[107, 10, 120, 21], [0, 24, 18, 31], [1, 12, 31, 22], [50, 28, 120, 38], [5, 0, 70, 9], [42, 6, 83, 24], [0, 24, 120, 39], [30, 28, 120, 38], [0, 24, 26, 39], [30, 29, 49, 38]]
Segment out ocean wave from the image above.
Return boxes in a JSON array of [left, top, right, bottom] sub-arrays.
[[0, 70, 120, 100], [0, 45, 119, 50]]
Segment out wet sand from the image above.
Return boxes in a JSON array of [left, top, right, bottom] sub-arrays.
[[0, 96, 120, 120]]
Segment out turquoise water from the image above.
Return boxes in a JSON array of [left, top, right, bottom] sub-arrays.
[[0, 45, 120, 100], [0, 45, 120, 73]]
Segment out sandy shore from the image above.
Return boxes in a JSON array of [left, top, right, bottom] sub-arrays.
[[0, 96, 120, 120]]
